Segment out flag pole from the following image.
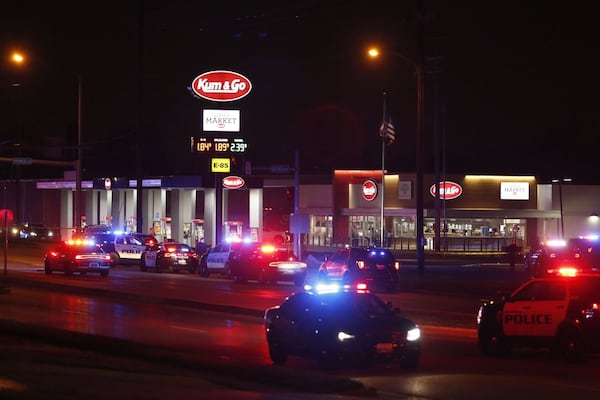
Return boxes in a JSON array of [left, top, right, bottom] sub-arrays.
[[380, 92, 386, 247]]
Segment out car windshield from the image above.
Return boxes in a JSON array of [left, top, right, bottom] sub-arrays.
[[365, 249, 394, 263], [570, 277, 600, 300], [317, 292, 390, 318]]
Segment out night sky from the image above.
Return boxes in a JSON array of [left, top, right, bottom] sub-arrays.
[[1, 1, 599, 184]]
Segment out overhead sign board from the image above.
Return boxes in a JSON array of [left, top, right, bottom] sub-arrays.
[[191, 70, 252, 102], [211, 158, 231, 173], [203, 109, 240, 132]]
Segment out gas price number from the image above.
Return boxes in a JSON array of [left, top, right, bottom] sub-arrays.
[[191, 136, 248, 154]]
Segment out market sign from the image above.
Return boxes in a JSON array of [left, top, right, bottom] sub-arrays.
[[362, 179, 378, 201], [203, 109, 240, 132], [222, 176, 245, 189], [429, 181, 463, 200], [500, 182, 529, 200], [191, 70, 252, 102]]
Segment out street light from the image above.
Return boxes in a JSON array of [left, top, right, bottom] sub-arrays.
[[367, 39, 425, 276], [552, 177, 572, 238]]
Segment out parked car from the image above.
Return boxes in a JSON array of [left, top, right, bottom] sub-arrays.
[[318, 247, 400, 292], [197, 240, 246, 277], [113, 234, 148, 264], [264, 282, 421, 369], [140, 242, 199, 273], [43, 239, 112, 277], [229, 242, 307, 286]]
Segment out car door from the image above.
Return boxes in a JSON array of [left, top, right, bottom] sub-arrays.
[[502, 279, 568, 337], [206, 243, 230, 272], [115, 236, 145, 261], [142, 245, 158, 267]]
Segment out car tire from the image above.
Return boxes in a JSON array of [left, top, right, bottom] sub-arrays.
[[64, 262, 73, 277], [268, 342, 288, 366], [399, 352, 420, 370], [44, 260, 52, 275], [555, 326, 587, 363], [101, 270, 109, 277], [111, 252, 120, 266], [478, 322, 509, 357]]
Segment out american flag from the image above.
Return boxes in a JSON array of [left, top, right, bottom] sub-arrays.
[[379, 119, 396, 145]]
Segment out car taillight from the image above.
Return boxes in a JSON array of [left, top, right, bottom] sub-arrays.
[[261, 244, 276, 254], [584, 303, 599, 319]]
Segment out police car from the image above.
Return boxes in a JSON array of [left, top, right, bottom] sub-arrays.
[[113, 234, 148, 264], [43, 239, 113, 277], [197, 240, 245, 277], [318, 247, 400, 292], [477, 273, 600, 362], [140, 242, 198, 273], [264, 282, 421, 369]]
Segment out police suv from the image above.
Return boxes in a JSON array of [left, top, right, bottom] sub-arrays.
[[477, 273, 600, 362], [113, 234, 147, 264]]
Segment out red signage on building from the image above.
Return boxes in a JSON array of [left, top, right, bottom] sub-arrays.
[[222, 176, 245, 189], [429, 181, 463, 200], [362, 179, 378, 201], [191, 70, 252, 102]]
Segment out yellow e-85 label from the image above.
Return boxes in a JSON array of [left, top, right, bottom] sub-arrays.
[[211, 158, 231, 173]]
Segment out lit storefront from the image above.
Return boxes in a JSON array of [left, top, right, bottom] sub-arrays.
[[326, 171, 561, 252]]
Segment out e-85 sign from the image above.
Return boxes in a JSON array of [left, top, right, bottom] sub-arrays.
[[211, 158, 230, 173]]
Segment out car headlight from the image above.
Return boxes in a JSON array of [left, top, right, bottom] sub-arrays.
[[337, 331, 355, 342], [407, 327, 421, 342]]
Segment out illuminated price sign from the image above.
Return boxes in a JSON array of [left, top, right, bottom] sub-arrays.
[[191, 136, 248, 154], [211, 158, 231, 173]]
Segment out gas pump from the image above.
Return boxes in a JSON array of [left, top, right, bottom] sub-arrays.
[[223, 221, 243, 241], [191, 219, 205, 246]]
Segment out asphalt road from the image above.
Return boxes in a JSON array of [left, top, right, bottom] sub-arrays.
[[0, 239, 534, 399]]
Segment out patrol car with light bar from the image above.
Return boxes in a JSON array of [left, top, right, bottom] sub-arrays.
[[264, 282, 421, 369], [477, 273, 600, 362], [43, 239, 113, 277]]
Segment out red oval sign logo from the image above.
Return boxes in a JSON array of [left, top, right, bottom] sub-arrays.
[[362, 179, 378, 201], [429, 181, 463, 200], [222, 176, 245, 189], [191, 70, 252, 102]]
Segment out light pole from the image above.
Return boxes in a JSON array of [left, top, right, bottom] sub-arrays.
[[552, 177, 572, 238], [367, 38, 425, 275]]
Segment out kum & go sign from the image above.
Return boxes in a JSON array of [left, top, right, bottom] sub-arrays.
[[191, 70, 252, 102]]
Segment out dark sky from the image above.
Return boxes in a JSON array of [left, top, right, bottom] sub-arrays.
[[1, 1, 599, 184]]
